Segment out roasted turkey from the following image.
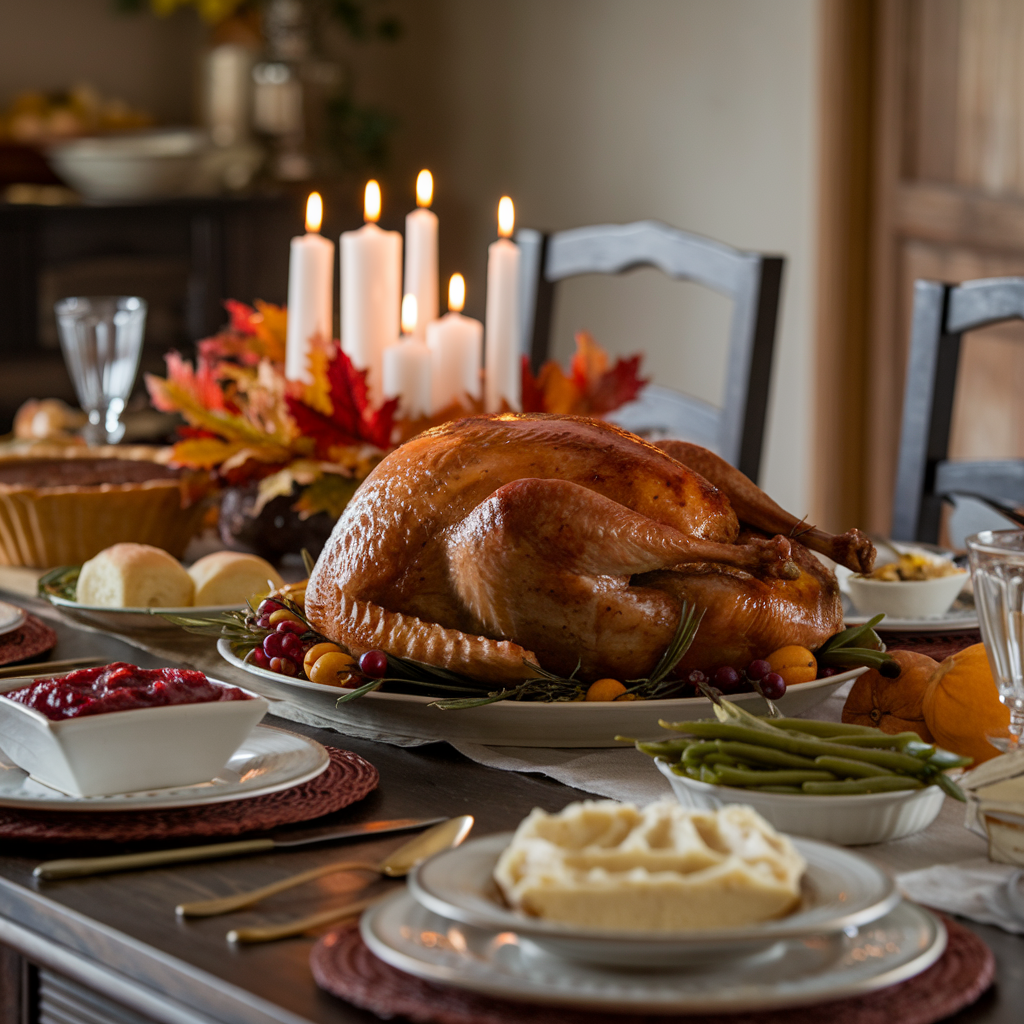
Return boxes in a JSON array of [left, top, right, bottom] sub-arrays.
[[306, 414, 874, 683]]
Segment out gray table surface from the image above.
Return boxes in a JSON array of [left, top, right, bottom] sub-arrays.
[[0, 604, 1020, 1024]]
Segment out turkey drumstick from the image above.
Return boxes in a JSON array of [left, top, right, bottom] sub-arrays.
[[654, 440, 875, 574]]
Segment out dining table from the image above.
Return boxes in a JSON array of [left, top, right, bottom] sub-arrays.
[[0, 588, 1021, 1024]]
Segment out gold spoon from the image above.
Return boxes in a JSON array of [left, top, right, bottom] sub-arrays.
[[176, 815, 473, 920]]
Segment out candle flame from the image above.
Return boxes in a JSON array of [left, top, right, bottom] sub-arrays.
[[448, 273, 466, 313], [364, 180, 381, 223], [305, 192, 323, 233], [416, 169, 433, 208], [401, 293, 418, 334], [497, 196, 514, 238]]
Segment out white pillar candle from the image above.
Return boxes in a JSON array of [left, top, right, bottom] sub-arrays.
[[383, 294, 432, 419], [484, 196, 521, 412], [403, 170, 439, 341], [341, 180, 402, 405], [427, 273, 482, 411], [284, 192, 335, 382]]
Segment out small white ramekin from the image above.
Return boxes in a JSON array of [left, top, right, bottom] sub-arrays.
[[657, 758, 946, 845], [846, 572, 966, 619], [0, 676, 267, 797]]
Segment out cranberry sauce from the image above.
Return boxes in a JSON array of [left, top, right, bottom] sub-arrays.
[[3, 662, 251, 721]]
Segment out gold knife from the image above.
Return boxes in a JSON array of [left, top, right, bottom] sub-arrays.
[[33, 816, 447, 880]]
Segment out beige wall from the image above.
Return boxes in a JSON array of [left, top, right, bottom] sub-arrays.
[[353, 0, 821, 515]]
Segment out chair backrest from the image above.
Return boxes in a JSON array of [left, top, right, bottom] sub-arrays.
[[515, 221, 784, 483], [892, 276, 1024, 543]]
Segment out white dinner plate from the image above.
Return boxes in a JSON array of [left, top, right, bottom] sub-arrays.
[[408, 833, 899, 967], [842, 599, 978, 632], [0, 724, 328, 810], [217, 639, 864, 748], [0, 601, 27, 638], [361, 890, 945, 1013], [47, 595, 244, 634]]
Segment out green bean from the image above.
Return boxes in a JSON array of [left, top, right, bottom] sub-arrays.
[[814, 756, 898, 778], [749, 785, 803, 794], [682, 741, 719, 766], [636, 739, 693, 758], [802, 776, 924, 795], [829, 732, 930, 753], [927, 749, 973, 770], [703, 753, 741, 767], [934, 771, 968, 802], [714, 741, 820, 769], [664, 721, 932, 775], [699, 764, 720, 784], [713, 766, 837, 787], [770, 719, 879, 737]]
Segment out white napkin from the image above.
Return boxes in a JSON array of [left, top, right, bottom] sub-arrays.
[[897, 857, 1024, 933]]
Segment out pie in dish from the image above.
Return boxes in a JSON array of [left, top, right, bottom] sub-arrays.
[[0, 445, 209, 567], [493, 799, 806, 931]]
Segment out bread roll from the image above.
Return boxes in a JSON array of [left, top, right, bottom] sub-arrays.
[[76, 543, 195, 608], [188, 551, 283, 607]]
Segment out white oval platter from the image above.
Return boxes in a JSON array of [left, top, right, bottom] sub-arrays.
[[217, 640, 864, 748], [361, 889, 945, 1013], [0, 724, 328, 810]]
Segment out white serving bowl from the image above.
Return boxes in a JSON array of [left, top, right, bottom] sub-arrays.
[[657, 758, 945, 845], [845, 571, 966, 620], [0, 675, 267, 797], [47, 129, 211, 201]]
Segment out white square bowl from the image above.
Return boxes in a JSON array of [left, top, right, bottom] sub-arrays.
[[0, 675, 268, 797]]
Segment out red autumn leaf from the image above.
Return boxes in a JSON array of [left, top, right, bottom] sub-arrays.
[[225, 299, 259, 336], [520, 355, 547, 413], [176, 425, 220, 441], [286, 347, 397, 454], [587, 355, 648, 415]]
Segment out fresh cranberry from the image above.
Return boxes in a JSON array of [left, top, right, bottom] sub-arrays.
[[359, 650, 389, 678], [714, 666, 743, 693], [256, 615, 272, 629], [251, 648, 270, 669], [280, 634, 304, 660], [760, 672, 787, 700], [269, 656, 297, 676], [263, 632, 287, 659], [258, 599, 284, 617], [687, 670, 706, 685], [275, 619, 306, 636], [747, 659, 772, 681], [818, 666, 839, 678]]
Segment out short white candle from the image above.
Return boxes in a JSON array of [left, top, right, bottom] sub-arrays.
[[383, 294, 432, 419], [341, 180, 402, 405], [403, 170, 439, 341], [284, 191, 335, 383], [427, 273, 482, 412], [484, 196, 521, 412]]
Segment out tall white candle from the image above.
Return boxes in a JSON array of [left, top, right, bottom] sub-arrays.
[[383, 294, 432, 419], [403, 169, 438, 341], [284, 191, 335, 382], [427, 273, 482, 412], [341, 180, 402, 405], [484, 196, 521, 412]]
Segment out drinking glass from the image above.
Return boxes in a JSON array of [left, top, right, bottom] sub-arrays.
[[965, 529, 1024, 751], [55, 296, 147, 445]]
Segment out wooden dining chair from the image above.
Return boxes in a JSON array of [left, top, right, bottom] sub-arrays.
[[891, 276, 1024, 543], [515, 221, 784, 483]]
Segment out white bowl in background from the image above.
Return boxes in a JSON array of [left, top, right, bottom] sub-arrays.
[[0, 675, 267, 797], [845, 571, 966, 620], [657, 758, 946, 845], [47, 129, 211, 201]]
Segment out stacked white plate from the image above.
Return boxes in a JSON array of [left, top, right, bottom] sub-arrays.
[[360, 833, 947, 1014]]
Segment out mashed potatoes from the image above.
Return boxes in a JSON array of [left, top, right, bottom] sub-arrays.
[[493, 799, 806, 931]]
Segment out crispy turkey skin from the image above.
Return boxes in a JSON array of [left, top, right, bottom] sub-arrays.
[[306, 414, 872, 683]]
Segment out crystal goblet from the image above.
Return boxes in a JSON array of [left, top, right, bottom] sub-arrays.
[[54, 296, 147, 445], [965, 529, 1024, 751]]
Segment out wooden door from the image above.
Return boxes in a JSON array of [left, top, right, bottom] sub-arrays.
[[816, 0, 1024, 537]]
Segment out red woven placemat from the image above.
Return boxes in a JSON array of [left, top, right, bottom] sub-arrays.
[[884, 630, 982, 662], [0, 613, 57, 667], [0, 746, 377, 844], [311, 913, 993, 1024]]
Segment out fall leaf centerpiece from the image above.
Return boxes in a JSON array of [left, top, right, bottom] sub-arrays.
[[145, 300, 649, 553]]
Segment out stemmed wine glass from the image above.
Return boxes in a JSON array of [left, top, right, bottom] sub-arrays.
[[54, 296, 147, 445], [965, 529, 1024, 751]]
